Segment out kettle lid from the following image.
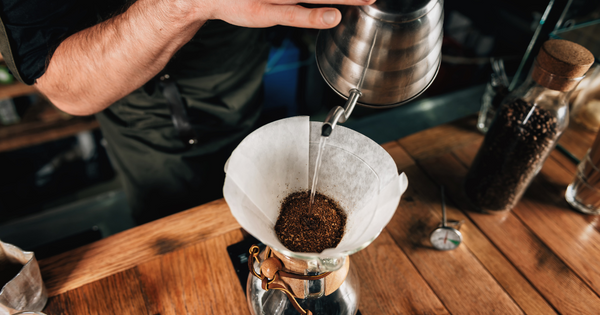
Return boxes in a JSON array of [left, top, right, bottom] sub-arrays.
[[361, 0, 440, 23]]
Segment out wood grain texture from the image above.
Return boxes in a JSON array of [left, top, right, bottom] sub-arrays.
[[549, 148, 579, 176], [39, 198, 240, 297], [35, 114, 600, 315], [515, 151, 600, 296], [351, 229, 448, 315], [396, 116, 482, 161], [384, 142, 547, 314], [0, 82, 36, 99], [0, 98, 99, 153], [388, 139, 557, 315], [43, 268, 149, 315], [434, 143, 600, 314], [557, 124, 596, 161], [0, 118, 100, 152], [381, 142, 414, 171], [136, 229, 248, 315]]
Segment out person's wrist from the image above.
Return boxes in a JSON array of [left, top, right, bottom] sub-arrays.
[[183, 0, 214, 23], [153, 0, 209, 31]]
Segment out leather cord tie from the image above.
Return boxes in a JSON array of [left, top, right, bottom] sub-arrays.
[[157, 73, 199, 147], [248, 245, 332, 315]]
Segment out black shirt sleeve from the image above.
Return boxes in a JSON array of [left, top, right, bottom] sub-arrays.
[[0, 0, 102, 84]]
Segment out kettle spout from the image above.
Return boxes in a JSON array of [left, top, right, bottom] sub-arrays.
[[321, 89, 361, 137], [322, 106, 345, 137]]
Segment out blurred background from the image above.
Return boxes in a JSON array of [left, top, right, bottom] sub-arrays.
[[1, 0, 599, 259]]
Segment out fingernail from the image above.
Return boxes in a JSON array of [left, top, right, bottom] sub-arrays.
[[323, 10, 337, 25]]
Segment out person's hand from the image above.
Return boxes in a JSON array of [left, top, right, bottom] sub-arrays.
[[204, 0, 376, 29], [37, 0, 376, 116]]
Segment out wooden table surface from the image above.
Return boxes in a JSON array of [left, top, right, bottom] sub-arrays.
[[0, 89, 100, 153], [38, 116, 600, 315]]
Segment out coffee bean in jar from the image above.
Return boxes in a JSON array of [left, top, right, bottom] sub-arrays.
[[465, 99, 558, 211], [465, 39, 594, 212]]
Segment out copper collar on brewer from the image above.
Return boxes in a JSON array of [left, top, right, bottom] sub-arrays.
[[247, 245, 332, 315], [248, 245, 331, 284]]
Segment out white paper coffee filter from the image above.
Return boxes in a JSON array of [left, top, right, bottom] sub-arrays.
[[224, 116, 408, 259]]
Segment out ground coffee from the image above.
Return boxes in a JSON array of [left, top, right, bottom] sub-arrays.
[[275, 191, 346, 253], [465, 98, 558, 211]]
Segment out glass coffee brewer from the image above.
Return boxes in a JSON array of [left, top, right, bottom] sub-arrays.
[[223, 0, 443, 312], [223, 117, 408, 315], [465, 39, 595, 212]]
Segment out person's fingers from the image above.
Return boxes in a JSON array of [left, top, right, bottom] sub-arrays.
[[267, 5, 342, 29], [278, 0, 375, 5]]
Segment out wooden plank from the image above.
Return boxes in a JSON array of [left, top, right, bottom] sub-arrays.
[[0, 97, 100, 152], [43, 268, 149, 315], [426, 143, 600, 314], [557, 125, 596, 161], [511, 151, 600, 296], [384, 142, 551, 314], [396, 115, 482, 161], [39, 198, 241, 297], [382, 142, 415, 171], [352, 229, 449, 315], [0, 82, 37, 99], [136, 229, 248, 315], [549, 148, 579, 176], [0, 118, 99, 152], [545, 150, 600, 233]]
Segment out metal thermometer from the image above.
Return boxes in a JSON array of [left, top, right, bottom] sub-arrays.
[[430, 186, 462, 251]]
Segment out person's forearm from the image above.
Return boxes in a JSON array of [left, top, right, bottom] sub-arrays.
[[35, 0, 207, 116], [35, 0, 374, 116]]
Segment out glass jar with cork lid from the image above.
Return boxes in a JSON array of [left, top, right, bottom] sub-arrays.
[[464, 39, 595, 213]]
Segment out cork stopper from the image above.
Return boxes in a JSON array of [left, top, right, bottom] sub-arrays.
[[532, 39, 595, 91]]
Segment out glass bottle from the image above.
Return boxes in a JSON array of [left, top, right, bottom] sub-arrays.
[[465, 39, 594, 213], [477, 59, 510, 134], [246, 247, 359, 315]]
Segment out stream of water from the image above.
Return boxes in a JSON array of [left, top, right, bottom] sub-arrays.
[[309, 136, 328, 212]]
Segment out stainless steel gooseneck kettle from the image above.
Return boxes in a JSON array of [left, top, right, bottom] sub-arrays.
[[317, 0, 444, 136]]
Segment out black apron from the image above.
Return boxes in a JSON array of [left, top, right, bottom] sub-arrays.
[[0, 14, 269, 223], [96, 21, 269, 223]]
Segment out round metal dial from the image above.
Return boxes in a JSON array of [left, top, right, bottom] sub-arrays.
[[430, 226, 462, 251]]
